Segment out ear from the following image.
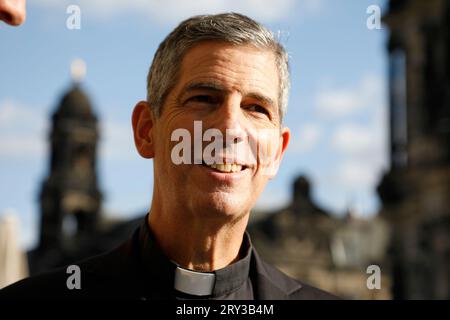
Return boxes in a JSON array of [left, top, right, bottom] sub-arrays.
[[268, 126, 290, 179], [132, 101, 155, 159]]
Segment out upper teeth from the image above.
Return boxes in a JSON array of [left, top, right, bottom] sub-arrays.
[[208, 163, 242, 173]]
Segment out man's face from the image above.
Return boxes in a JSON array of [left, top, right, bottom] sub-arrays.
[[145, 41, 289, 220], [0, 0, 26, 26]]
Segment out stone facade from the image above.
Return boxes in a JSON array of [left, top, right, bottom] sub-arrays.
[[377, 0, 450, 299], [248, 176, 391, 299]]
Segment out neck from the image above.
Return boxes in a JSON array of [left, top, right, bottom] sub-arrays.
[[148, 195, 249, 272]]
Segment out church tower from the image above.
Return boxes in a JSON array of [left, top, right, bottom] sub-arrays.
[[378, 0, 450, 299], [38, 60, 102, 254]]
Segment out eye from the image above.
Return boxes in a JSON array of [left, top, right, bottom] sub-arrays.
[[188, 95, 216, 104], [247, 104, 270, 117]]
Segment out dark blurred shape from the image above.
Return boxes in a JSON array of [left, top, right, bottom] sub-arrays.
[[248, 176, 390, 299], [387, 0, 408, 13], [293, 176, 312, 204], [378, 0, 450, 299], [28, 82, 141, 275], [57, 87, 95, 118]]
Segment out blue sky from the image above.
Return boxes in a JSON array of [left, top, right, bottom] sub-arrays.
[[0, 0, 388, 249]]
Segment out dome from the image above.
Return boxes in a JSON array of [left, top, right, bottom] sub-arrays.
[[56, 85, 94, 118]]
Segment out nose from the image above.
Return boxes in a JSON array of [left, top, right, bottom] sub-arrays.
[[0, 0, 26, 26], [208, 96, 259, 166], [213, 96, 247, 145]]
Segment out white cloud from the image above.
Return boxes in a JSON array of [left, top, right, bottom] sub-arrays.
[[316, 89, 361, 117], [331, 93, 388, 169], [34, 0, 321, 24], [301, 0, 324, 15], [0, 100, 45, 131], [329, 159, 384, 217], [333, 124, 376, 157], [320, 75, 388, 191], [99, 118, 137, 161], [291, 123, 322, 154], [0, 99, 136, 163], [315, 75, 389, 216], [332, 117, 387, 187], [315, 74, 383, 119], [335, 161, 379, 190], [0, 100, 48, 158]]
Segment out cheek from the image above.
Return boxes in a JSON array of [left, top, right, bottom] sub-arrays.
[[157, 120, 197, 169], [253, 131, 281, 178], [152, 123, 179, 177], [256, 131, 280, 165]]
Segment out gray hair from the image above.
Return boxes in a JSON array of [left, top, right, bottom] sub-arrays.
[[146, 12, 290, 123]]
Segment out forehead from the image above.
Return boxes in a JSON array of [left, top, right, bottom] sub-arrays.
[[176, 41, 279, 98]]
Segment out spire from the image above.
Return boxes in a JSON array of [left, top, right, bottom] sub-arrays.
[[70, 58, 86, 84]]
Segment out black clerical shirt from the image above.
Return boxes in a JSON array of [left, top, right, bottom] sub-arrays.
[[138, 217, 254, 299]]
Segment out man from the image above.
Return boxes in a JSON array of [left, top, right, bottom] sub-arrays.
[[0, 0, 26, 26], [1, 13, 336, 300]]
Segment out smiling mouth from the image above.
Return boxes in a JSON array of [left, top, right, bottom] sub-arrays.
[[201, 161, 248, 173]]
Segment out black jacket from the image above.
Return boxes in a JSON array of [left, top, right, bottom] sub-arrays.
[[1, 225, 338, 300]]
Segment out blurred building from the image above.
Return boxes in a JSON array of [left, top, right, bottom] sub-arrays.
[[248, 176, 391, 299], [0, 213, 29, 288], [28, 78, 141, 275], [377, 0, 450, 299]]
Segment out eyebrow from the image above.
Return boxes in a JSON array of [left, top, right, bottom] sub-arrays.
[[183, 81, 225, 93], [181, 81, 276, 108], [246, 92, 276, 109]]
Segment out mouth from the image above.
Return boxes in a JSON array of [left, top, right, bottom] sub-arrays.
[[201, 161, 248, 173]]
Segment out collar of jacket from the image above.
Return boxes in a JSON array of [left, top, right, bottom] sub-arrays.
[[249, 248, 303, 299], [137, 215, 253, 298]]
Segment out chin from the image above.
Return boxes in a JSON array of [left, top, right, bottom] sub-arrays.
[[195, 192, 251, 220]]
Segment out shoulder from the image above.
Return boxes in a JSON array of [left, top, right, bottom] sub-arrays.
[[1, 266, 67, 299], [1, 241, 140, 300], [251, 250, 340, 300], [0, 264, 100, 300]]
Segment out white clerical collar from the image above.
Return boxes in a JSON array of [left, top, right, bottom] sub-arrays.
[[173, 266, 216, 296]]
